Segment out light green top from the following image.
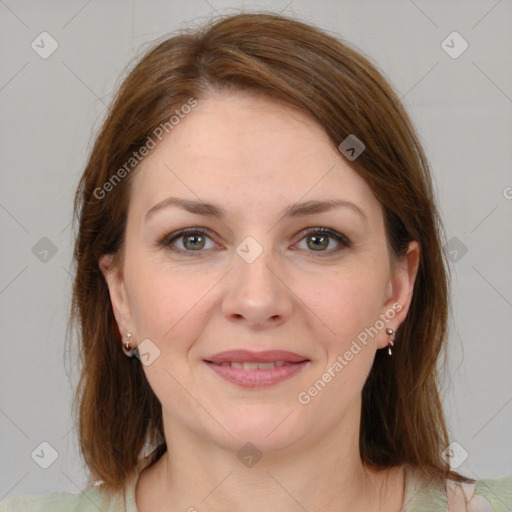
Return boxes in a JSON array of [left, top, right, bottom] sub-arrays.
[[1, 455, 511, 511]]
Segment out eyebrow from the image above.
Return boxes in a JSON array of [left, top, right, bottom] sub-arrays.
[[145, 196, 367, 222]]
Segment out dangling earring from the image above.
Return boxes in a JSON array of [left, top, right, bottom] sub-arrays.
[[122, 332, 135, 357], [385, 328, 395, 356]]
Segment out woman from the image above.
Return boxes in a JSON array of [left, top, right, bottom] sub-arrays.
[[2, 11, 510, 512]]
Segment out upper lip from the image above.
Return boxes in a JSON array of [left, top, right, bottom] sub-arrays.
[[204, 350, 309, 364]]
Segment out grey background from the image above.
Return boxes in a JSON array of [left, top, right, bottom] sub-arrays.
[[1, 0, 511, 499]]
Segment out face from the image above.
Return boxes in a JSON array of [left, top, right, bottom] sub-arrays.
[[101, 90, 418, 455]]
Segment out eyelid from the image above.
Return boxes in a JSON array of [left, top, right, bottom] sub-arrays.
[[298, 227, 351, 249], [159, 227, 217, 253], [159, 226, 351, 254]]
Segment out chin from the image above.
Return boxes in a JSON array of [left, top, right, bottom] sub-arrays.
[[206, 405, 303, 453]]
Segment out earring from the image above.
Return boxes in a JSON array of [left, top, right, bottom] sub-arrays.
[[385, 328, 395, 356], [122, 332, 135, 357]]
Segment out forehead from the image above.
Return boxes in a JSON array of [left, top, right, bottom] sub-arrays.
[[129, 91, 380, 222]]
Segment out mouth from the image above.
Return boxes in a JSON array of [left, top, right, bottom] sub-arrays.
[[204, 349, 309, 364], [203, 349, 310, 388], [206, 360, 293, 369]]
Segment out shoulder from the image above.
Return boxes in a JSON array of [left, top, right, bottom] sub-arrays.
[[404, 465, 512, 512], [0, 485, 125, 512], [471, 473, 512, 511], [0, 492, 89, 512], [0, 452, 159, 512], [443, 473, 512, 512]]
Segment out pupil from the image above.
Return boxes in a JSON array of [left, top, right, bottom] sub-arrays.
[[310, 234, 328, 250], [185, 234, 204, 250]]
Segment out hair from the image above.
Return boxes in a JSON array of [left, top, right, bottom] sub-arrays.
[[68, 10, 473, 493]]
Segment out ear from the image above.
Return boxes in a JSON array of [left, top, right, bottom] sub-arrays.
[[377, 241, 420, 350], [99, 253, 134, 340]]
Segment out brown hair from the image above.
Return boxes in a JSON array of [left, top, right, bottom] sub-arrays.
[[69, 11, 472, 493]]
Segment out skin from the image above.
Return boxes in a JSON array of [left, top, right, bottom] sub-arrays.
[[100, 90, 419, 511]]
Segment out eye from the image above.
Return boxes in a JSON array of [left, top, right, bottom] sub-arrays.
[[160, 228, 216, 253], [159, 227, 351, 255], [295, 227, 351, 254]]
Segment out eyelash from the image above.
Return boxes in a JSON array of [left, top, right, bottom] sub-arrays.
[[159, 227, 351, 256]]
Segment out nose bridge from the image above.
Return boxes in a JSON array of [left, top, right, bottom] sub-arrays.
[[234, 233, 280, 299], [222, 233, 292, 326]]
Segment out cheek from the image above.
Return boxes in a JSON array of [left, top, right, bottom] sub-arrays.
[[317, 279, 383, 388], [125, 242, 389, 360], [302, 265, 387, 346], [125, 255, 213, 346]]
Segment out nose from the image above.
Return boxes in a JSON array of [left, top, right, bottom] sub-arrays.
[[221, 242, 293, 330]]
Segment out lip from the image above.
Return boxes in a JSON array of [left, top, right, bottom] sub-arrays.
[[203, 350, 310, 389], [204, 360, 309, 388], [204, 349, 309, 364]]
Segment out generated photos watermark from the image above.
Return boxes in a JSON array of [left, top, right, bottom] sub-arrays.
[[93, 97, 198, 200], [298, 302, 402, 405]]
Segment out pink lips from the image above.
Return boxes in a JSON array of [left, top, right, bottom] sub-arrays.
[[204, 349, 310, 388], [205, 349, 308, 364]]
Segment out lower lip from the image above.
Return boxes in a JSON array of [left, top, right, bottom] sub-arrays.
[[204, 361, 309, 388]]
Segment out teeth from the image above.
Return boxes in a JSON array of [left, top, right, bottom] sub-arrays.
[[214, 360, 288, 369], [242, 362, 259, 370]]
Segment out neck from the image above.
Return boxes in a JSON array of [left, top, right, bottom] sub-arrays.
[[136, 406, 404, 511]]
